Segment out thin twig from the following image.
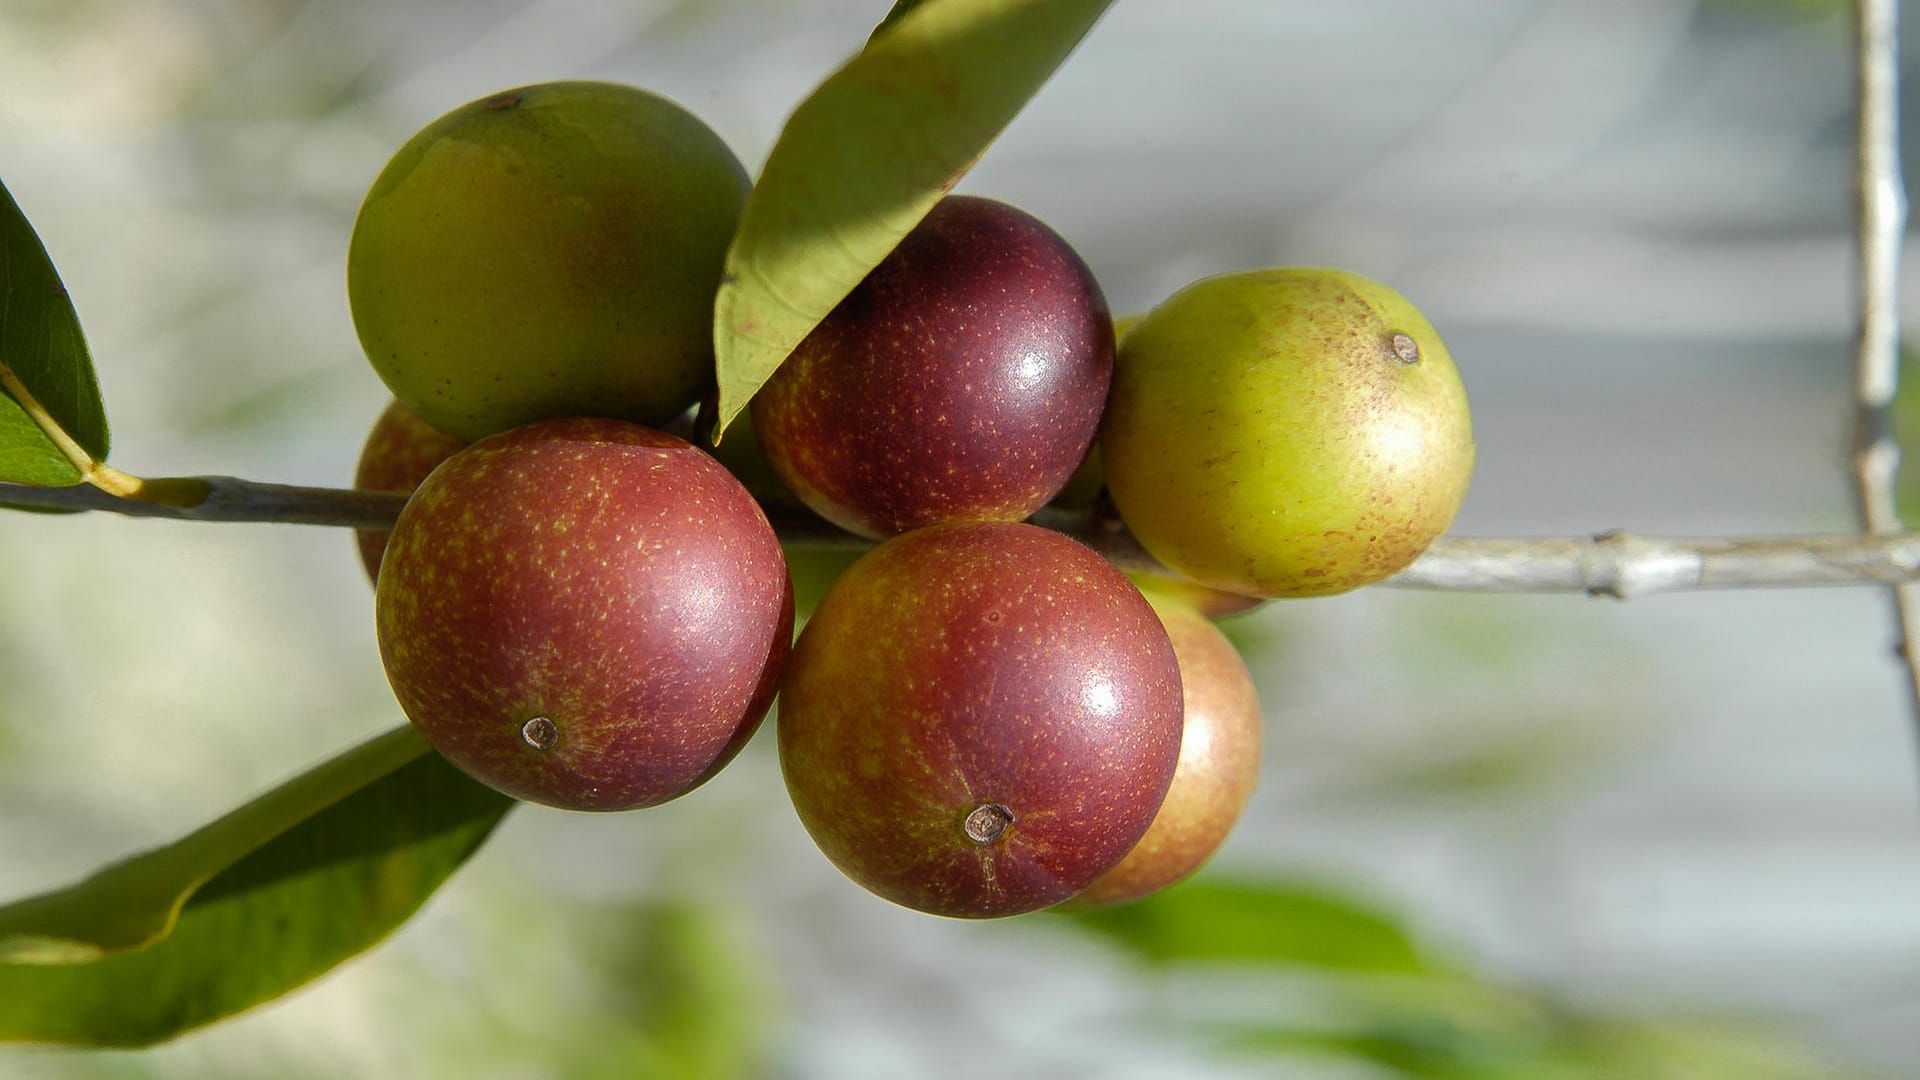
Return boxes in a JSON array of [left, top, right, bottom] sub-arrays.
[[1383, 531, 1920, 597], [10, 476, 1920, 598], [1847, 1, 1920, 732], [0, 478, 410, 529]]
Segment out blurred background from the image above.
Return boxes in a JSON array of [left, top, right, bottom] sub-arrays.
[[2, 0, 1917, 1076]]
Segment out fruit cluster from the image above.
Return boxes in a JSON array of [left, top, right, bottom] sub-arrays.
[[349, 81, 1474, 919]]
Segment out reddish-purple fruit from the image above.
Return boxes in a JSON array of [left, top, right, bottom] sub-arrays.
[[777, 521, 1183, 918], [376, 417, 793, 811], [751, 195, 1114, 539], [1072, 586, 1263, 907], [353, 399, 467, 583]]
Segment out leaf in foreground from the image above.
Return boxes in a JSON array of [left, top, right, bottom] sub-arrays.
[[711, 0, 1114, 435], [0, 725, 513, 1046], [0, 177, 110, 486]]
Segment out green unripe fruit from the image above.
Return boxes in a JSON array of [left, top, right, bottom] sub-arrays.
[[1101, 268, 1474, 598], [348, 81, 750, 442]]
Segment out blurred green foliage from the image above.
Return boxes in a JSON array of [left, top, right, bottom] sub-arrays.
[[0, 728, 511, 1046], [1062, 877, 1432, 974], [392, 886, 778, 1080], [1061, 875, 1867, 1080]]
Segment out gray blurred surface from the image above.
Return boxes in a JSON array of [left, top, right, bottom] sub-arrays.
[[2, 1, 1917, 1077]]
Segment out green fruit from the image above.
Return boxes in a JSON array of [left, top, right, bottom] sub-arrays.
[[376, 417, 793, 811], [348, 81, 750, 442], [777, 521, 1184, 918], [1101, 268, 1474, 598], [1071, 584, 1262, 907]]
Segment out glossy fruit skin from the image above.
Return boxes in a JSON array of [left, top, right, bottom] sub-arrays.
[[376, 418, 793, 811], [1072, 586, 1263, 907], [751, 195, 1114, 539], [1126, 572, 1266, 621], [349, 81, 750, 442], [1102, 268, 1474, 598], [778, 521, 1183, 918], [352, 399, 466, 583]]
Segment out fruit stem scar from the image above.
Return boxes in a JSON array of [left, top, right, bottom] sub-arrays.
[[963, 803, 1015, 843], [521, 715, 559, 750], [484, 91, 524, 111], [1390, 333, 1421, 364]]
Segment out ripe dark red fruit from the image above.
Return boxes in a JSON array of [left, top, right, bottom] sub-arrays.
[[751, 195, 1114, 538], [352, 399, 466, 582], [776, 521, 1183, 918], [376, 417, 793, 811]]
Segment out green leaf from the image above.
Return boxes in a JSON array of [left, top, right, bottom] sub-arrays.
[[0, 725, 514, 1046], [1058, 876, 1434, 974], [710, 0, 1113, 435], [869, 0, 932, 41], [0, 178, 110, 485], [1212, 1002, 1861, 1080], [0, 725, 421, 962]]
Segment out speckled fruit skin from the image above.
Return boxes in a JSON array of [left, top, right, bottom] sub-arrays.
[[1072, 586, 1263, 907], [376, 417, 793, 811], [348, 81, 750, 442], [751, 195, 1114, 539], [352, 399, 467, 583], [1102, 268, 1474, 598], [777, 521, 1183, 918]]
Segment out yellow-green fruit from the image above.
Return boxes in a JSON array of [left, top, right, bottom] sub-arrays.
[[1101, 268, 1474, 598], [348, 81, 750, 442]]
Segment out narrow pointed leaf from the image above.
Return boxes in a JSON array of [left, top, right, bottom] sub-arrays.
[[0, 178, 109, 485], [870, 0, 933, 40], [0, 726, 514, 1047], [711, 0, 1113, 435], [0, 726, 425, 962]]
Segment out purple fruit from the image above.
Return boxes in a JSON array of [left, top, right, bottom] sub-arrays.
[[752, 195, 1114, 538]]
